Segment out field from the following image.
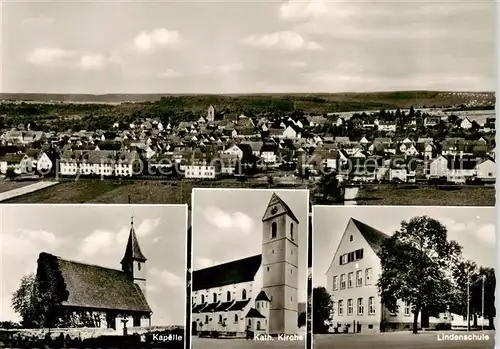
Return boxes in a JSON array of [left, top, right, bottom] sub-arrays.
[[2, 179, 306, 205], [357, 185, 496, 206], [0, 180, 33, 193], [2, 180, 495, 206], [314, 330, 495, 349]]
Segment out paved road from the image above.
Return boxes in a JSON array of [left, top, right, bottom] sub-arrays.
[[192, 336, 305, 349], [0, 181, 59, 202], [314, 331, 495, 349]]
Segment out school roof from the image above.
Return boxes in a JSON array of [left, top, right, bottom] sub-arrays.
[[351, 218, 390, 253], [37, 253, 151, 314]]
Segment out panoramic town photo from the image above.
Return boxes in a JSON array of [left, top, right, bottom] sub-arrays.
[[0, 204, 188, 348], [312, 205, 496, 349], [190, 188, 309, 348], [0, 0, 496, 207]]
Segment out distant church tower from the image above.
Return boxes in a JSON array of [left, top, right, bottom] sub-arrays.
[[207, 105, 215, 122], [121, 216, 147, 297], [261, 193, 299, 335]]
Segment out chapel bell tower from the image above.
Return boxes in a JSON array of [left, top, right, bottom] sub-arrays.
[[261, 193, 299, 335], [121, 216, 148, 297]]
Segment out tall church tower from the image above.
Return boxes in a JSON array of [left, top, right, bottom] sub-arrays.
[[207, 105, 215, 122], [121, 216, 148, 297], [261, 193, 299, 335]]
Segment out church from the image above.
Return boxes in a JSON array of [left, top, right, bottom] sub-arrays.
[[325, 217, 450, 333], [36, 217, 152, 329], [191, 193, 304, 338]]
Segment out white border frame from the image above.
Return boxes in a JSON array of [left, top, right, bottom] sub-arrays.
[[0, 203, 189, 344], [189, 187, 310, 349]]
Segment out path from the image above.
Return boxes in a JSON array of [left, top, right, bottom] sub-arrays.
[[0, 181, 60, 202]]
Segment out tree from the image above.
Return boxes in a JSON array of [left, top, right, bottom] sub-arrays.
[[312, 287, 333, 334], [316, 171, 343, 203], [377, 216, 462, 334], [12, 273, 40, 328], [5, 167, 17, 179]]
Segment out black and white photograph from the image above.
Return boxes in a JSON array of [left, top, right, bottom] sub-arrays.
[[190, 188, 309, 348], [312, 205, 496, 349], [0, 204, 188, 348], [0, 0, 495, 207]]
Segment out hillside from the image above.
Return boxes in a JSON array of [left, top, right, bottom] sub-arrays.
[[0, 91, 495, 113]]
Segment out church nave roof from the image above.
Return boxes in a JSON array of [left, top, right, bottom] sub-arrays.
[[227, 299, 251, 312]]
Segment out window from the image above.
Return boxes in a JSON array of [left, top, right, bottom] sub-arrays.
[[357, 298, 364, 315], [242, 289, 247, 300], [333, 276, 338, 291], [213, 293, 217, 303], [368, 297, 375, 315], [404, 302, 411, 316], [290, 223, 294, 241], [347, 272, 354, 288], [365, 268, 372, 285], [349, 235, 353, 242], [338, 300, 344, 315], [138, 263, 141, 271], [201, 295, 205, 303], [205, 315, 209, 324], [355, 249, 364, 260], [227, 291, 231, 302], [271, 222, 277, 238], [219, 315, 223, 323], [347, 299, 353, 315], [257, 321, 261, 330], [248, 319, 251, 326], [347, 252, 355, 263], [340, 274, 346, 290], [339, 254, 348, 265], [234, 314, 238, 323], [356, 270, 362, 286]]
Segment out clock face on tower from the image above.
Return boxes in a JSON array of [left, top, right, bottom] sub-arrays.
[[271, 206, 278, 215]]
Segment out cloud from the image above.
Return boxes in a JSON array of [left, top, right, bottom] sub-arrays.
[[241, 31, 323, 51], [284, 61, 307, 69], [22, 15, 54, 25], [78, 218, 159, 258], [201, 206, 255, 234], [149, 267, 184, 287], [26, 47, 119, 71], [162, 68, 183, 78], [475, 223, 495, 244], [201, 62, 244, 75], [2, 229, 62, 257], [133, 28, 182, 53], [195, 257, 219, 269]]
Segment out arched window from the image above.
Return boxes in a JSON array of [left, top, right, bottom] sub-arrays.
[[257, 321, 261, 330], [227, 291, 231, 301], [242, 289, 247, 300], [201, 295, 205, 303], [213, 293, 217, 303], [234, 314, 238, 323], [271, 222, 277, 238], [350, 235, 353, 242], [290, 223, 294, 240]]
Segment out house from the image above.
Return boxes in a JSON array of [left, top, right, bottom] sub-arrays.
[[0, 153, 34, 174], [36, 151, 54, 174], [460, 117, 473, 129], [475, 158, 496, 181], [446, 156, 477, 183], [207, 105, 215, 122], [326, 218, 450, 333], [388, 157, 417, 183], [260, 144, 278, 164], [35, 218, 152, 329], [191, 193, 302, 337], [282, 125, 302, 139], [423, 117, 440, 127], [427, 155, 448, 179]]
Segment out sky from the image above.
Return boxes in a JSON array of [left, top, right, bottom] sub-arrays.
[[313, 206, 496, 288], [1, 0, 496, 94], [0, 204, 188, 326], [192, 188, 309, 302]]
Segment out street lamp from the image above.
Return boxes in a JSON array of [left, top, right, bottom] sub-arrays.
[[482, 275, 485, 331]]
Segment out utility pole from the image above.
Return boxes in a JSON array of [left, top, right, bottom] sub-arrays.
[[482, 275, 485, 331], [467, 271, 470, 332]]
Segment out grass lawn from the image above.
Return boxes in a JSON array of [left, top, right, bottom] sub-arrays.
[[357, 185, 495, 206], [0, 180, 34, 193]]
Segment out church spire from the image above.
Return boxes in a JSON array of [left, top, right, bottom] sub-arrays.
[[121, 216, 147, 266]]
